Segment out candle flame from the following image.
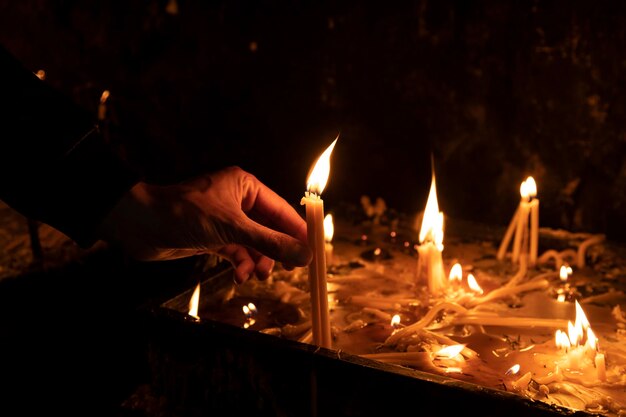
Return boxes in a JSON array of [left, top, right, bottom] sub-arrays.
[[435, 344, 466, 359], [506, 364, 521, 376], [520, 176, 537, 200], [391, 314, 401, 328], [419, 172, 444, 250], [35, 69, 46, 80], [555, 300, 596, 351], [526, 176, 537, 198], [243, 303, 257, 328], [575, 300, 590, 331], [243, 302, 258, 318], [449, 263, 462, 282], [559, 265, 572, 282], [306, 136, 338, 195], [555, 329, 571, 350], [100, 90, 110, 104], [247, 302, 257, 315], [188, 283, 200, 319], [586, 327, 598, 351], [520, 181, 529, 200], [467, 274, 483, 294], [374, 248, 382, 257], [324, 213, 334, 242]]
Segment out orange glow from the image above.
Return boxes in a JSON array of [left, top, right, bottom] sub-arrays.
[[306, 136, 338, 195], [100, 90, 110, 104], [419, 172, 444, 250], [324, 214, 334, 242], [188, 283, 200, 319]]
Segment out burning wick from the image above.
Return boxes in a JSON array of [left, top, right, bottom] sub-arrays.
[[373, 248, 382, 258], [188, 283, 200, 320]]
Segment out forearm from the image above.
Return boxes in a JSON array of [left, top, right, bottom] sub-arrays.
[[0, 46, 140, 247]]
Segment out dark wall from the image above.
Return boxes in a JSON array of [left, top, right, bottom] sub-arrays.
[[1, 0, 626, 240]]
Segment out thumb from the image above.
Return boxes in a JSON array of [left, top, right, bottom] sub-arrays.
[[235, 216, 312, 267]]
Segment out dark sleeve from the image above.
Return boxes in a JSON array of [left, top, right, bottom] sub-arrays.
[[0, 46, 141, 247]]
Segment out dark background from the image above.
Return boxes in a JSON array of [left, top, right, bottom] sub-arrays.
[[2, 0, 626, 239], [1, 2, 626, 415]]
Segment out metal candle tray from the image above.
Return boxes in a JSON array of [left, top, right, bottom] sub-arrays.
[[143, 267, 592, 417]]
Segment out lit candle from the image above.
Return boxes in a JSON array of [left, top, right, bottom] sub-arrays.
[[416, 171, 446, 295], [512, 179, 530, 263], [526, 177, 539, 266], [324, 213, 334, 266], [98, 90, 110, 122], [498, 176, 539, 265], [300, 137, 338, 348]]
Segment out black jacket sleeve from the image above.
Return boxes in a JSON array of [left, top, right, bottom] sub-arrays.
[[0, 46, 141, 247]]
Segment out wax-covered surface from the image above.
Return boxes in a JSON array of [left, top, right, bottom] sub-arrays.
[[173, 212, 626, 416]]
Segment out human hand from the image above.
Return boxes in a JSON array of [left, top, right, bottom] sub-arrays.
[[98, 166, 312, 283]]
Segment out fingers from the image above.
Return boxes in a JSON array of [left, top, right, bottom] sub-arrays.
[[219, 245, 255, 284], [242, 178, 308, 244], [235, 216, 312, 267], [218, 244, 277, 284], [248, 248, 275, 280]]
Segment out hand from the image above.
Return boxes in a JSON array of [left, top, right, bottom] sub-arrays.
[[98, 166, 312, 283]]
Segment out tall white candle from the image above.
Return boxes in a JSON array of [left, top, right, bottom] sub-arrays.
[[526, 177, 539, 266], [300, 138, 337, 348], [512, 180, 530, 263]]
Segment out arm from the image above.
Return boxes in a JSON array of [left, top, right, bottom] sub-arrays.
[[0, 46, 311, 280], [0, 45, 140, 247]]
